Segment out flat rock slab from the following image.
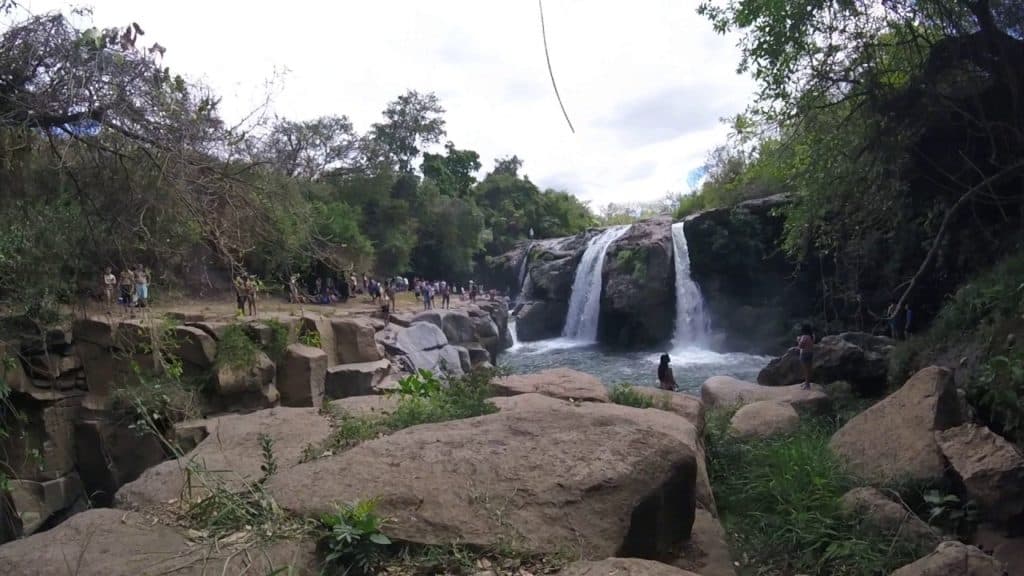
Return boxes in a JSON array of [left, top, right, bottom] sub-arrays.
[[728, 400, 799, 440], [701, 375, 830, 414], [631, 388, 705, 432], [830, 366, 961, 484], [0, 508, 316, 576], [493, 368, 609, 402], [329, 394, 400, 417], [671, 509, 737, 576], [936, 423, 1024, 525], [890, 540, 1006, 576], [325, 359, 391, 399], [557, 558, 701, 576], [115, 407, 331, 510], [268, 393, 697, 559], [839, 487, 939, 548]]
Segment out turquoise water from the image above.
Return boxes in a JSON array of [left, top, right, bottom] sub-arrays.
[[499, 338, 769, 394]]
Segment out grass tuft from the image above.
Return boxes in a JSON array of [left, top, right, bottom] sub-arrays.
[[706, 409, 927, 576]]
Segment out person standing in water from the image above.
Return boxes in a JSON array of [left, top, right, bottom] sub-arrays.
[[797, 324, 815, 389], [658, 354, 678, 391]]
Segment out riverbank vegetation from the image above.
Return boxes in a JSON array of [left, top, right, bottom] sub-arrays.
[[0, 8, 594, 324], [682, 0, 1023, 335], [705, 409, 927, 576]]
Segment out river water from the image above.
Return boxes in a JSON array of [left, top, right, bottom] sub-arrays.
[[504, 220, 769, 393], [500, 339, 768, 394]]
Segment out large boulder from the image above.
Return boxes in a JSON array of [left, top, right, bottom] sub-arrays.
[[1, 392, 81, 481], [757, 332, 893, 393], [829, 366, 962, 483], [412, 310, 477, 345], [298, 313, 336, 364], [324, 359, 391, 398], [75, 413, 166, 506], [935, 424, 1024, 525], [211, 350, 280, 412], [7, 473, 84, 535], [515, 300, 569, 341], [169, 325, 217, 368], [331, 318, 385, 364], [631, 388, 705, 432], [700, 375, 830, 414], [839, 487, 939, 548], [728, 400, 799, 440], [115, 407, 331, 510], [599, 216, 675, 348], [379, 323, 463, 376], [493, 368, 609, 403], [268, 394, 698, 559], [890, 541, 1006, 576], [557, 558, 701, 576], [0, 508, 317, 576], [277, 343, 327, 408]]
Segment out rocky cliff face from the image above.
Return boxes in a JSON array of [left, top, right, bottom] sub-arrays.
[[684, 195, 817, 353], [600, 216, 675, 348], [503, 232, 593, 341]]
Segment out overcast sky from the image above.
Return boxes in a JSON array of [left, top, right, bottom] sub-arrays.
[[19, 0, 754, 207]]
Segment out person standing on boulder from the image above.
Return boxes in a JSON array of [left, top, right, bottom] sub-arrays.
[[119, 269, 134, 314], [797, 324, 815, 389], [440, 280, 451, 309], [134, 264, 149, 308], [658, 354, 678, 391], [102, 267, 116, 308]]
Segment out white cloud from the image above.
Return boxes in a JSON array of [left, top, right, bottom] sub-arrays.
[[17, 0, 755, 204]]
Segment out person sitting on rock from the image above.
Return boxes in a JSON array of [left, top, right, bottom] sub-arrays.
[[797, 324, 815, 389], [658, 354, 678, 391]]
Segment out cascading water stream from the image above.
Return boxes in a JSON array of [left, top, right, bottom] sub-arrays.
[[562, 225, 631, 341], [515, 243, 532, 302], [671, 221, 710, 347]]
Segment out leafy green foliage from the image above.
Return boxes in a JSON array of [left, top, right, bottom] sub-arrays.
[[969, 352, 1024, 444], [608, 383, 653, 409], [305, 369, 499, 461], [298, 328, 322, 349], [613, 249, 647, 281], [706, 411, 925, 575], [216, 324, 260, 369], [257, 433, 278, 485], [318, 500, 392, 576], [922, 490, 978, 537], [394, 369, 443, 398], [261, 319, 292, 363]]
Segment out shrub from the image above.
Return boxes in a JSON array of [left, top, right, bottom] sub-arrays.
[[217, 324, 259, 369], [318, 500, 392, 576], [298, 328, 322, 349], [262, 318, 291, 362], [608, 383, 653, 408], [705, 410, 925, 575], [305, 368, 499, 461], [967, 350, 1024, 444]]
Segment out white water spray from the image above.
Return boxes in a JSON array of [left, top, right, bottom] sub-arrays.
[[671, 221, 710, 347], [562, 225, 631, 341]]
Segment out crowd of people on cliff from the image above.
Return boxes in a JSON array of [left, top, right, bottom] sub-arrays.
[[100, 265, 151, 314]]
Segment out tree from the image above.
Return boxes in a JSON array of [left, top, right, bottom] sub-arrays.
[[699, 0, 1024, 324], [370, 90, 446, 173], [256, 116, 360, 180], [421, 142, 481, 198]]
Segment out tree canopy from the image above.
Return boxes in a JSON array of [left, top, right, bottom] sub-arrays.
[[0, 10, 598, 316]]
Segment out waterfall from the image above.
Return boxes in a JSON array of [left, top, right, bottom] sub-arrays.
[[562, 225, 632, 341], [514, 243, 532, 302], [671, 221, 710, 346]]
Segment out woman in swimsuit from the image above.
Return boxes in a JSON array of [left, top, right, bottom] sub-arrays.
[[658, 354, 678, 391]]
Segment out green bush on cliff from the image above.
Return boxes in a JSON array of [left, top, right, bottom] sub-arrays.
[[216, 324, 260, 369], [305, 368, 499, 460], [608, 383, 654, 408], [705, 411, 924, 575]]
